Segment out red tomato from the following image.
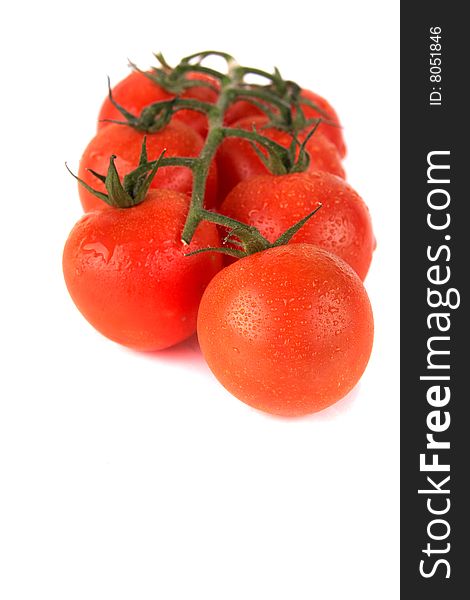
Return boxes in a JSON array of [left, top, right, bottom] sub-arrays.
[[98, 71, 219, 137], [220, 171, 374, 280], [217, 115, 345, 203], [63, 189, 223, 351], [197, 244, 374, 416], [224, 99, 264, 126], [78, 121, 218, 211], [299, 89, 346, 158]]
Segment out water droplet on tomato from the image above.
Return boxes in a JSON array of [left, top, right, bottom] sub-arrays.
[[82, 242, 111, 262]]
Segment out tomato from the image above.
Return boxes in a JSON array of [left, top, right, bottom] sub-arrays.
[[224, 99, 264, 126], [197, 244, 374, 416], [217, 115, 345, 203], [299, 89, 346, 158], [63, 189, 223, 351], [98, 70, 219, 137], [220, 171, 374, 280], [78, 121, 218, 211]]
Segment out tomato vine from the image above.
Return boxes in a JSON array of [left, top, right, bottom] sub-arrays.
[[94, 50, 330, 255]]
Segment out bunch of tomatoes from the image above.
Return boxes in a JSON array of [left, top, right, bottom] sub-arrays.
[[63, 50, 375, 417]]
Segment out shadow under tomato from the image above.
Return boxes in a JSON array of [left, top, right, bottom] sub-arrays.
[[123, 336, 363, 418], [135, 333, 208, 372]]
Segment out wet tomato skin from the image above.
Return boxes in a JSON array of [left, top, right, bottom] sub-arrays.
[[197, 244, 374, 417], [217, 115, 345, 203], [63, 189, 223, 351], [298, 89, 346, 158], [223, 99, 263, 125], [78, 121, 218, 211], [98, 70, 218, 137], [220, 171, 374, 280]]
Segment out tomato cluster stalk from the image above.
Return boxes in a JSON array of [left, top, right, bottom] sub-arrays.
[[102, 50, 330, 257]]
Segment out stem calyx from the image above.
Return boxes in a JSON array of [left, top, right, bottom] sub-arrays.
[[186, 205, 323, 260], [67, 139, 164, 209]]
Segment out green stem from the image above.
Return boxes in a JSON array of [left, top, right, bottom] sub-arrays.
[[124, 156, 198, 180], [181, 50, 236, 65], [228, 86, 292, 121], [236, 66, 278, 82], [197, 209, 271, 254], [168, 98, 214, 114], [106, 94, 215, 132], [174, 63, 231, 84], [70, 50, 325, 253], [127, 52, 320, 250], [236, 66, 288, 96], [181, 62, 244, 243], [180, 59, 316, 243], [197, 208, 264, 234], [222, 127, 288, 157]]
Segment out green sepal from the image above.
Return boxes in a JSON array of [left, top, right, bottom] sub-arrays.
[[192, 208, 272, 256], [271, 204, 323, 247], [132, 151, 165, 205], [184, 204, 323, 261], [271, 67, 287, 96], [139, 99, 176, 132], [249, 130, 288, 176], [251, 141, 287, 175], [289, 120, 322, 174], [66, 139, 165, 209], [122, 136, 149, 197], [65, 163, 111, 205], [104, 76, 175, 132], [153, 52, 172, 71], [103, 156, 135, 208], [146, 50, 229, 94], [86, 168, 107, 185], [105, 76, 140, 127]]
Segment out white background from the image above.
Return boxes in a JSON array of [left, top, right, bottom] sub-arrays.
[[0, 1, 399, 598]]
